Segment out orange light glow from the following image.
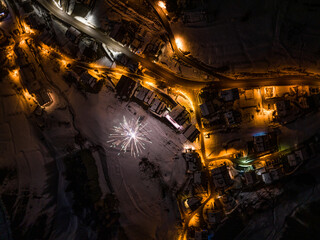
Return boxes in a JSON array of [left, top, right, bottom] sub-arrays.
[[88, 63, 103, 69], [208, 159, 233, 169], [9, 69, 20, 84], [19, 39, 26, 46], [23, 90, 34, 101], [59, 58, 70, 68], [175, 38, 183, 50], [6, 47, 14, 59], [158, 1, 166, 9], [144, 81, 156, 88], [176, 90, 194, 111], [21, 21, 35, 34], [87, 69, 101, 79], [188, 213, 200, 227]]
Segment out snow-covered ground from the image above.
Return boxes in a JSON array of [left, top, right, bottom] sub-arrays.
[[66, 83, 187, 239], [0, 79, 56, 234], [171, 0, 320, 75]]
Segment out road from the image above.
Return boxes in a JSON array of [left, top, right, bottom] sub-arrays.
[[146, 0, 231, 80], [35, 0, 215, 89], [35, 0, 320, 91], [30, 2, 320, 238]]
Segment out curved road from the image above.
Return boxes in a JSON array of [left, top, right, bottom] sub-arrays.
[[35, 0, 320, 89], [35, 0, 213, 89], [146, 0, 231, 80]]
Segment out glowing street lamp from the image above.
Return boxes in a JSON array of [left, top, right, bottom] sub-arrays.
[[175, 38, 183, 50], [158, 1, 166, 9]]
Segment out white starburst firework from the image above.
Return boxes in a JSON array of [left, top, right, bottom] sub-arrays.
[[108, 116, 152, 157]]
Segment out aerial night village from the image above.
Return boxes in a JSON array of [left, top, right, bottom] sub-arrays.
[[3, 1, 320, 240]]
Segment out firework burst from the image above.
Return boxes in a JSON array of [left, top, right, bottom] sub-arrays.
[[108, 116, 152, 157]]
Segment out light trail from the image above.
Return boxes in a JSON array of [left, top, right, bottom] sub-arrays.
[[108, 116, 152, 157]]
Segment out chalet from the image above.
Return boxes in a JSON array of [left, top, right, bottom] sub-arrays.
[[244, 171, 258, 185], [224, 110, 241, 126], [194, 230, 208, 240], [166, 105, 190, 130], [275, 100, 291, 117], [184, 197, 202, 211], [80, 71, 98, 88], [133, 84, 167, 116], [287, 148, 309, 167], [115, 75, 137, 100], [307, 94, 320, 109], [65, 26, 82, 44], [15, 47, 29, 67], [269, 167, 284, 181], [211, 164, 233, 190], [183, 124, 200, 142], [183, 150, 202, 173], [207, 209, 224, 225], [134, 85, 154, 104], [149, 98, 167, 116], [261, 172, 272, 184], [34, 89, 52, 106], [251, 132, 278, 154], [220, 88, 239, 102], [25, 13, 45, 30], [222, 194, 236, 212], [287, 153, 298, 167], [193, 171, 207, 190], [200, 100, 217, 117]]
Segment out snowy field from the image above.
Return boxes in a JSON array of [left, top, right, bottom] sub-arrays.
[[171, 0, 320, 74]]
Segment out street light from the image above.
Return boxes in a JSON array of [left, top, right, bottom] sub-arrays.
[[158, 1, 166, 9], [175, 38, 183, 50]]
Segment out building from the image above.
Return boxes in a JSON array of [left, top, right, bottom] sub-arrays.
[[244, 171, 257, 185], [24, 14, 45, 30], [287, 153, 298, 167], [207, 209, 224, 225], [269, 167, 284, 181], [211, 164, 233, 189], [183, 124, 200, 142], [307, 94, 320, 109], [79, 41, 98, 60], [166, 105, 190, 130], [222, 194, 236, 212], [193, 171, 207, 190], [275, 100, 291, 117], [133, 84, 167, 116], [184, 150, 202, 173], [115, 75, 137, 100], [287, 148, 309, 167], [295, 148, 309, 161], [224, 110, 241, 126], [19, 65, 52, 107], [149, 98, 167, 116], [34, 89, 52, 106], [194, 230, 208, 240], [184, 197, 202, 211], [65, 26, 82, 44], [109, 24, 126, 44], [15, 47, 29, 67], [200, 100, 217, 117], [251, 132, 278, 154], [134, 84, 154, 103], [220, 88, 239, 102], [261, 172, 272, 184], [80, 71, 98, 88]]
